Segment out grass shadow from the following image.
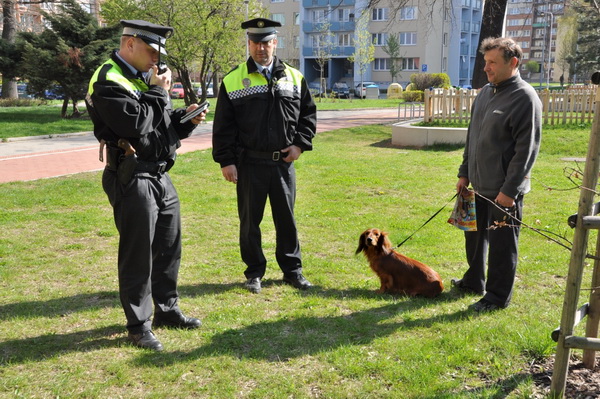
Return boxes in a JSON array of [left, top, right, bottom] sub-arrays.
[[136, 301, 473, 366], [0, 291, 119, 321], [420, 372, 532, 398], [369, 138, 464, 152], [0, 324, 123, 365]]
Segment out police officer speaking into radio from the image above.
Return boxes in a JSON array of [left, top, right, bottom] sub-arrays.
[[212, 18, 317, 294], [85, 20, 206, 351]]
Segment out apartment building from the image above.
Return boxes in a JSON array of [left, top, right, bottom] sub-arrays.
[[0, 0, 103, 33], [505, 0, 566, 85], [261, 0, 483, 90]]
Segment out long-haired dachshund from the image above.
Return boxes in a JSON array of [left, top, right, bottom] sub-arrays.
[[356, 228, 443, 297]]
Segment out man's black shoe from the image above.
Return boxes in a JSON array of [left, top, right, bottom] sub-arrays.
[[283, 274, 312, 290], [153, 313, 202, 329], [245, 277, 262, 294], [451, 278, 484, 295], [469, 298, 502, 313], [128, 330, 163, 351]]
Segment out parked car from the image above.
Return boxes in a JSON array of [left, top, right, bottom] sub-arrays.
[[309, 82, 325, 97], [17, 83, 34, 99], [196, 83, 214, 98], [332, 82, 350, 98], [44, 86, 64, 100], [170, 83, 185, 99], [354, 81, 377, 99]]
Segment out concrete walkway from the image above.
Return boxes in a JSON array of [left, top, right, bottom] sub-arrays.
[[0, 108, 399, 183]]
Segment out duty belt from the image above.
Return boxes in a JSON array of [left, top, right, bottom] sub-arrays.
[[135, 160, 168, 174], [245, 149, 286, 162]]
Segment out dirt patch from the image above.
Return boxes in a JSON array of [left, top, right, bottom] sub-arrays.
[[530, 355, 600, 398]]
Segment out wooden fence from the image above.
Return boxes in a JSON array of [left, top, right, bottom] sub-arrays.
[[423, 85, 598, 125]]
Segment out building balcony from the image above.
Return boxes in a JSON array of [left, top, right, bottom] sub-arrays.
[[303, 21, 355, 33], [303, 46, 355, 57], [303, 0, 355, 8]]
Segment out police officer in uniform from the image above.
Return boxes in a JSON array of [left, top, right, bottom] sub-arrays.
[[86, 20, 205, 351], [212, 18, 317, 294]]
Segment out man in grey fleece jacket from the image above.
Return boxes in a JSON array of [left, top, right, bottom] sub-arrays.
[[453, 37, 542, 312]]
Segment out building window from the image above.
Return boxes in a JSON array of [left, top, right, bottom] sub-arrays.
[[399, 6, 417, 20], [372, 33, 388, 46], [399, 32, 417, 45], [271, 13, 285, 25], [278, 37, 285, 48], [294, 36, 299, 49], [312, 9, 326, 23], [271, 0, 284, 2], [338, 8, 352, 22], [401, 57, 419, 70], [372, 8, 388, 21], [338, 33, 353, 47], [373, 58, 390, 71], [294, 13, 300, 25]]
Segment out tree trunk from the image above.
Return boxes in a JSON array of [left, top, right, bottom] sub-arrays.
[[471, 0, 508, 89], [2, 0, 18, 99]]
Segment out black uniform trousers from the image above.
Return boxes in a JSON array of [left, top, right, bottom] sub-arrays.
[[236, 160, 302, 279], [103, 169, 182, 334], [461, 194, 523, 308]]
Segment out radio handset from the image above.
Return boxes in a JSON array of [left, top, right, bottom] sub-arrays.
[[157, 62, 168, 75]]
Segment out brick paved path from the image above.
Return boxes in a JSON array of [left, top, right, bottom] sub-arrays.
[[0, 108, 401, 183]]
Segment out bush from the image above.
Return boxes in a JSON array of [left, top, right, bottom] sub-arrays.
[[0, 98, 43, 107], [402, 90, 424, 102], [409, 73, 451, 91]]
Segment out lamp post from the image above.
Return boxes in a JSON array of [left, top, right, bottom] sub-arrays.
[[541, 10, 554, 89], [244, 0, 249, 59]]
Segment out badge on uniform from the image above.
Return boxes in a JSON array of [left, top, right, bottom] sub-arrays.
[[243, 78, 251, 89]]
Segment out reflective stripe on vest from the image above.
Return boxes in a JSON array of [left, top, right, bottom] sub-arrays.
[[87, 59, 148, 100], [223, 62, 302, 102]]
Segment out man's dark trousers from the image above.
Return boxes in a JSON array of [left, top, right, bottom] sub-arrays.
[[236, 160, 302, 279], [462, 194, 523, 308], [103, 170, 182, 334]]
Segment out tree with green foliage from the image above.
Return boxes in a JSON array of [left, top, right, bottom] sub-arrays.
[[382, 33, 402, 83], [524, 60, 540, 80], [18, 0, 120, 117], [568, 0, 600, 83], [313, 20, 334, 97], [349, 11, 374, 93], [100, 0, 254, 105], [1, 0, 19, 98]]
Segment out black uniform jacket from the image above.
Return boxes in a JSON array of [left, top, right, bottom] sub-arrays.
[[212, 56, 317, 168], [87, 51, 196, 163]]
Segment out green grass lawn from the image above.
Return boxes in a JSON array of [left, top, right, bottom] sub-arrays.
[[0, 121, 594, 398], [0, 98, 402, 140]]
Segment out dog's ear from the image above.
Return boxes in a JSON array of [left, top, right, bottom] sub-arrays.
[[378, 231, 392, 254], [356, 231, 367, 254]]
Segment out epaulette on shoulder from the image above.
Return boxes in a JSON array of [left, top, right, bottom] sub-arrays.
[[98, 63, 115, 82], [224, 64, 241, 76]]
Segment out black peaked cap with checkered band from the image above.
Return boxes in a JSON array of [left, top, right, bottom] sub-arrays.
[[120, 19, 174, 55], [241, 18, 281, 42]]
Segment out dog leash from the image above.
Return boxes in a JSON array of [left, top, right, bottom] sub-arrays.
[[396, 192, 458, 248]]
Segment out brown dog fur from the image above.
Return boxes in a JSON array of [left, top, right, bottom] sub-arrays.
[[356, 228, 443, 297]]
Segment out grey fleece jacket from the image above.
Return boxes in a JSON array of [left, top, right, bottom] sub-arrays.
[[458, 73, 542, 199]]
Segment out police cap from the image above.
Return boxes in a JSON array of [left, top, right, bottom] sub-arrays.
[[120, 19, 174, 55], [241, 18, 281, 42]]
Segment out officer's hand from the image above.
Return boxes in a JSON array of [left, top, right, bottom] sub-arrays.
[[185, 104, 208, 125], [281, 145, 301, 163], [149, 65, 172, 91], [221, 165, 238, 184]]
